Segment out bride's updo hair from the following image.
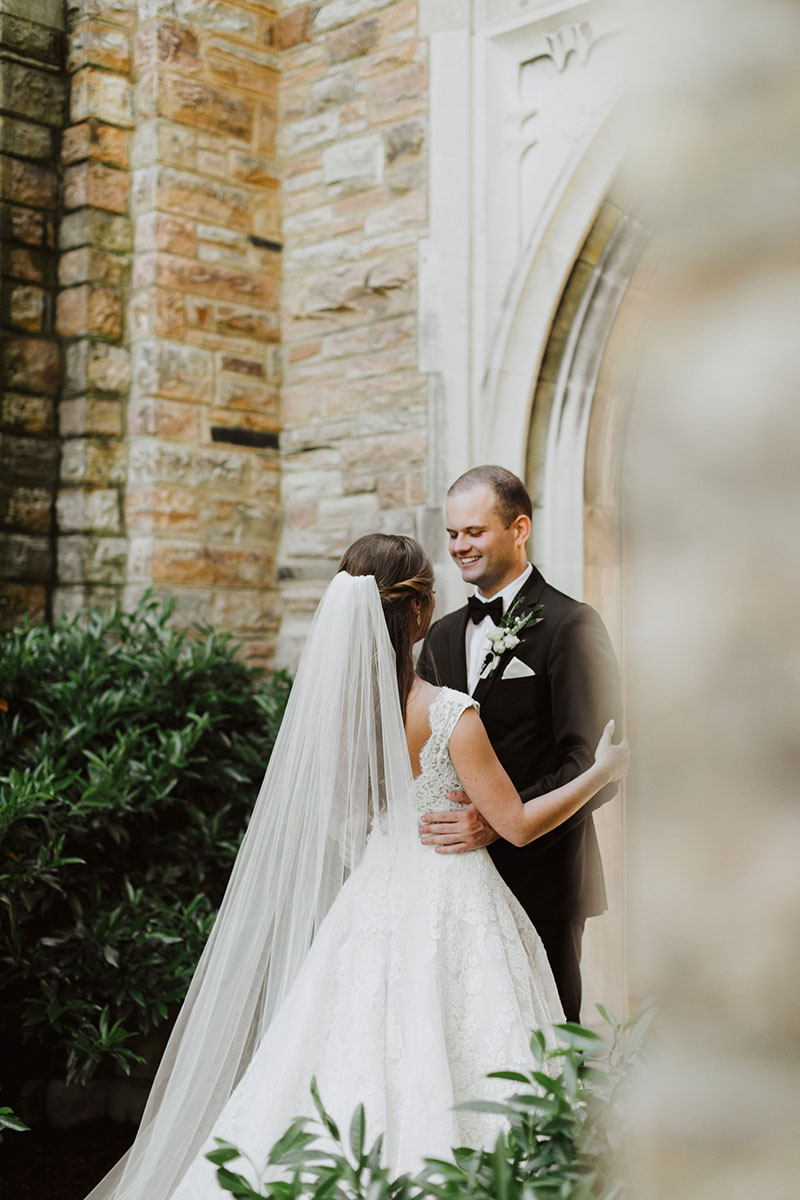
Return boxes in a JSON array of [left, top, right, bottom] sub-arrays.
[[338, 533, 434, 718]]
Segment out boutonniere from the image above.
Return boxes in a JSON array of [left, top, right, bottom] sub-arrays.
[[479, 597, 544, 681]]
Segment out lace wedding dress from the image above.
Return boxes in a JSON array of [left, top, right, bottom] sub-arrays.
[[169, 688, 564, 1197]]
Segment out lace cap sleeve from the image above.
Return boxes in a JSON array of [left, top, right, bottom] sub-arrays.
[[429, 688, 480, 748]]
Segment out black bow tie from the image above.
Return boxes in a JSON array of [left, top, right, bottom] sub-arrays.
[[467, 595, 503, 625]]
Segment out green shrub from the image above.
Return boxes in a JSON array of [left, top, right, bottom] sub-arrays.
[[0, 595, 291, 1087], [207, 1004, 655, 1200]]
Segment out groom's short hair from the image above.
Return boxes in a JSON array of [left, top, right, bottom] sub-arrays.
[[448, 465, 532, 528]]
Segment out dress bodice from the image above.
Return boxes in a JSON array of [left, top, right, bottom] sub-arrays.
[[412, 688, 479, 817]]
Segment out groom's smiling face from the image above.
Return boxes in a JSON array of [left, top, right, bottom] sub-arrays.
[[446, 485, 530, 598]]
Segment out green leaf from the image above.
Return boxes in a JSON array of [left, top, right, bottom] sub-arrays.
[[349, 1102, 365, 1162]]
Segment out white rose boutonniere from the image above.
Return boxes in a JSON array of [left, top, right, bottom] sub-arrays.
[[479, 598, 544, 681]]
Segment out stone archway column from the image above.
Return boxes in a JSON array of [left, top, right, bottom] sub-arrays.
[[124, 0, 282, 661]]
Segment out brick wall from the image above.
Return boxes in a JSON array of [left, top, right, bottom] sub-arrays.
[[125, 1, 282, 663], [0, 0, 66, 626], [277, 0, 429, 662], [54, 0, 135, 619]]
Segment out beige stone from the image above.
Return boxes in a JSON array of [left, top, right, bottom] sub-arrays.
[[64, 161, 129, 214], [62, 121, 129, 169], [56, 285, 124, 339], [67, 22, 132, 74], [60, 398, 122, 437], [131, 339, 212, 402], [153, 74, 253, 140], [57, 487, 120, 533], [135, 211, 196, 257], [129, 397, 202, 440], [70, 68, 134, 129], [59, 208, 131, 252], [65, 340, 131, 395], [8, 285, 45, 332]]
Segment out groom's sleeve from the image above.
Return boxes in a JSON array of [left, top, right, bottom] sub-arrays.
[[517, 604, 622, 855]]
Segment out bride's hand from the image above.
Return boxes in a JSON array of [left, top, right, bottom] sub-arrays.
[[594, 720, 630, 783]]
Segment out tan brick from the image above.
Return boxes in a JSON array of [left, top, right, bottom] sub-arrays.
[[135, 211, 196, 257], [204, 47, 280, 98], [215, 303, 279, 340], [59, 246, 128, 288], [64, 161, 129, 214], [325, 17, 381, 64], [60, 208, 131, 252], [5, 204, 48, 247], [133, 165, 248, 228], [129, 397, 202, 440], [278, 5, 313, 50], [68, 22, 132, 74], [1, 336, 61, 396], [60, 398, 123, 437], [65, 340, 131, 395], [228, 149, 279, 186], [196, 147, 227, 178], [56, 285, 124, 339], [125, 486, 198, 534], [153, 73, 253, 140], [131, 119, 196, 171], [8, 285, 45, 332], [62, 120, 129, 169], [220, 354, 266, 379], [134, 22, 200, 73], [151, 541, 274, 588], [0, 157, 57, 207], [128, 289, 186, 340], [342, 431, 425, 471], [70, 68, 134, 129], [134, 252, 278, 309], [218, 379, 279, 417], [65, 0, 137, 30], [132, 339, 213, 401]]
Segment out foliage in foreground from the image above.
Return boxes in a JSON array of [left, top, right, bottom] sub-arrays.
[[0, 595, 291, 1086], [207, 1004, 655, 1200]]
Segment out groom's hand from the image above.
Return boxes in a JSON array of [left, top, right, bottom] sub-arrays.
[[419, 793, 498, 853]]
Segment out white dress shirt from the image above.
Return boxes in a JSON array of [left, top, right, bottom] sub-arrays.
[[466, 563, 533, 694]]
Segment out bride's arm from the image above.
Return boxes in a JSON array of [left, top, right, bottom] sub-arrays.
[[447, 708, 628, 848]]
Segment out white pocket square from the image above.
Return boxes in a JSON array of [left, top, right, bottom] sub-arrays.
[[501, 656, 535, 680]]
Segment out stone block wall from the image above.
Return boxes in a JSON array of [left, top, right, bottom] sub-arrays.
[[0, 0, 66, 625], [54, 0, 135, 620], [277, 0, 430, 661], [124, 0, 282, 663]]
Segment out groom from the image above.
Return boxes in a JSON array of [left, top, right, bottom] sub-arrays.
[[416, 466, 621, 1021]]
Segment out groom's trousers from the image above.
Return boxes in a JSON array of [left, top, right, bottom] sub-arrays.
[[534, 919, 586, 1024]]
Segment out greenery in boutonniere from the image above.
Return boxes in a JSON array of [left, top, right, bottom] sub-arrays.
[[479, 596, 544, 681]]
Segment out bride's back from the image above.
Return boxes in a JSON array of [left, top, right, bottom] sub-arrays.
[[404, 678, 443, 779]]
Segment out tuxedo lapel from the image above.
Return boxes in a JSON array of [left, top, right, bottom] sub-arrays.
[[448, 607, 470, 693], [472, 568, 546, 707]]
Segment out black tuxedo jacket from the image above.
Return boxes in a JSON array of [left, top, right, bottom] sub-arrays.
[[416, 566, 622, 923]]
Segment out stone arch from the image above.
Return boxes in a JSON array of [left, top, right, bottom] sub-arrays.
[[490, 170, 652, 1013]]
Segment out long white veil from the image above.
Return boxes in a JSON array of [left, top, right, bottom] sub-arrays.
[[86, 572, 417, 1200]]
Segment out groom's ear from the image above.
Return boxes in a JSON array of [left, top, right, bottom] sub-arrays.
[[511, 514, 531, 546]]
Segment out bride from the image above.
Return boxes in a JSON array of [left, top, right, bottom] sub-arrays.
[[86, 533, 628, 1200]]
